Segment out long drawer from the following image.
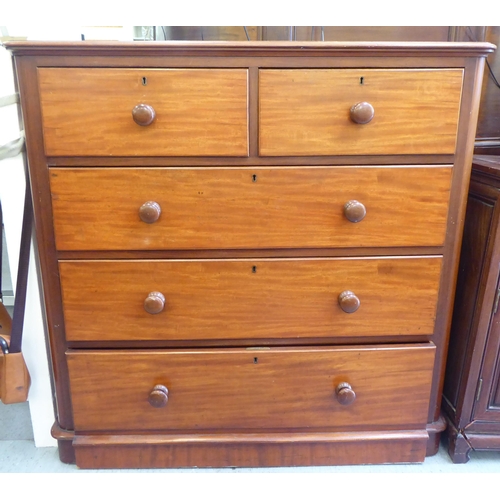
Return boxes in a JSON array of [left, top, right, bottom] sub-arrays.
[[59, 257, 442, 342], [66, 344, 436, 432], [38, 68, 249, 157], [49, 166, 452, 251], [259, 69, 463, 156]]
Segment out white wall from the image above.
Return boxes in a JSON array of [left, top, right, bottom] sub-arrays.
[[0, 26, 135, 447], [0, 45, 57, 447]]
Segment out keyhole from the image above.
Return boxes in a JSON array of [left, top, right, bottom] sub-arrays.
[[254, 357, 258, 364], [142, 77, 148, 86], [252, 174, 257, 182], [359, 77, 364, 85], [252, 266, 257, 273]]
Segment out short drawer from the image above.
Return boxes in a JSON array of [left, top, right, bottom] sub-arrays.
[[66, 344, 436, 432], [259, 69, 463, 156], [49, 166, 452, 251], [59, 257, 442, 342], [38, 68, 249, 156]]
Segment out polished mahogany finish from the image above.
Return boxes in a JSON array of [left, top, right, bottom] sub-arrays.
[[132, 104, 156, 126], [5, 40, 494, 469], [49, 166, 453, 250], [72, 430, 430, 469], [58, 257, 442, 341], [37, 67, 249, 157], [350, 102, 375, 124], [259, 68, 463, 156], [66, 344, 435, 431]]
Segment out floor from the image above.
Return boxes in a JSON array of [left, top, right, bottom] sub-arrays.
[[1, 400, 499, 474]]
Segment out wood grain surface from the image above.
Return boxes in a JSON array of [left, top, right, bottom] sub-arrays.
[[444, 192, 494, 410], [6, 40, 492, 468], [259, 69, 463, 155], [72, 430, 429, 468], [59, 257, 442, 341], [66, 344, 435, 431], [38, 68, 249, 156], [5, 40, 496, 58], [49, 166, 452, 251]]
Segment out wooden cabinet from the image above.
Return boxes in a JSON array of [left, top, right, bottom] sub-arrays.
[[474, 27, 500, 154], [49, 166, 453, 250], [443, 155, 500, 463], [37, 68, 249, 157], [67, 345, 436, 432], [4, 40, 494, 469], [258, 69, 463, 156], [59, 258, 443, 342]]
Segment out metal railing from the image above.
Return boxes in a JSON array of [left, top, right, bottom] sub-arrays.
[[0, 87, 32, 356]]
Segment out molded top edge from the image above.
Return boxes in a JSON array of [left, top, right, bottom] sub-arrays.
[[2, 40, 496, 57]]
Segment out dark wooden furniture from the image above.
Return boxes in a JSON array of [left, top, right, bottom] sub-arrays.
[[4, 40, 494, 469], [159, 26, 478, 43], [443, 155, 500, 462], [474, 27, 500, 155]]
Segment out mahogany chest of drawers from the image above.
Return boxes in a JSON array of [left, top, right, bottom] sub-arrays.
[[5, 40, 495, 468]]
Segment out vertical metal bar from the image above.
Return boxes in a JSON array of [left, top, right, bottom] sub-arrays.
[[6, 58, 32, 353], [8, 154, 32, 354]]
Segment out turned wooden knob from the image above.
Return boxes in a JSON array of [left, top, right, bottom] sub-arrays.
[[132, 104, 156, 126], [139, 201, 161, 224], [350, 102, 374, 124], [148, 384, 169, 408], [335, 382, 356, 406], [338, 290, 360, 313], [144, 291, 166, 314], [344, 200, 366, 223]]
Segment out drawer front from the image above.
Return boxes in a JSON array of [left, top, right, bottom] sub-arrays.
[[259, 69, 463, 156], [38, 68, 249, 156], [50, 166, 452, 251], [60, 257, 442, 341], [66, 344, 436, 431]]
